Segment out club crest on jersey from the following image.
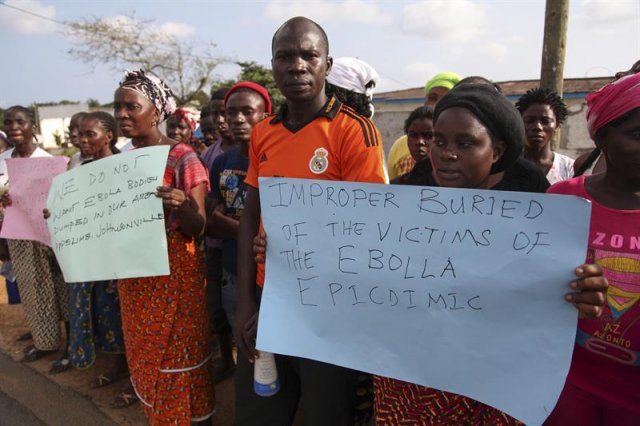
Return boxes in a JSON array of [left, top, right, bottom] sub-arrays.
[[309, 147, 329, 174]]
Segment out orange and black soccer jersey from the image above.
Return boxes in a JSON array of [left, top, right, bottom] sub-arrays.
[[245, 96, 387, 189], [246, 96, 387, 286]]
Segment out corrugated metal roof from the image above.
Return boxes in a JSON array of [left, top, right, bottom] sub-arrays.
[[373, 76, 613, 103]]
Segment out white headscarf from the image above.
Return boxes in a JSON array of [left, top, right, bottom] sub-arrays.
[[327, 57, 380, 100]]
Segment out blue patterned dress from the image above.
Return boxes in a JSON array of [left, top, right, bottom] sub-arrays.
[[68, 280, 125, 368]]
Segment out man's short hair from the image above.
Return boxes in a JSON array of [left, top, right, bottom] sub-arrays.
[[271, 16, 329, 55]]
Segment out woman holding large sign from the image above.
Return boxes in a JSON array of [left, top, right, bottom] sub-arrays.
[[370, 84, 609, 424], [112, 70, 215, 425]]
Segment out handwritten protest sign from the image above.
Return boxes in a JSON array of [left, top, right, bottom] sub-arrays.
[[47, 146, 170, 282], [257, 177, 592, 426], [0, 157, 69, 246]]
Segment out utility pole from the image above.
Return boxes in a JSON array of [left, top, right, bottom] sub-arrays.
[[540, 0, 569, 150]]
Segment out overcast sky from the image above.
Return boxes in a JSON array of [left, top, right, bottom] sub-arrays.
[[1, 0, 638, 108]]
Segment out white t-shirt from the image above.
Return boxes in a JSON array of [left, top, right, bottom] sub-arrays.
[[546, 152, 575, 185], [119, 141, 135, 153], [69, 151, 92, 169]]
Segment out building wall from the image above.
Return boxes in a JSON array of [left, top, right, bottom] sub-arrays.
[[372, 98, 594, 160], [372, 110, 408, 156], [562, 102, 592, 157], [37, 103, 90, 150], [39, 117, 71, 149]]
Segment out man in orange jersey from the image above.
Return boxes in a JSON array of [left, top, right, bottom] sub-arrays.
[[235, 16, 387, 426]]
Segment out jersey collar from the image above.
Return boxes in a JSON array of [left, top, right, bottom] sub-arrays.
[[270, 95, 342, 128]]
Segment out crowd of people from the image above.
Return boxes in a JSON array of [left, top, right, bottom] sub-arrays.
[[0, 15, 638, 426]]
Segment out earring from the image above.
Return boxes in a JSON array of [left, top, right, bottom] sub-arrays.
[[151, 120, 157, 127]]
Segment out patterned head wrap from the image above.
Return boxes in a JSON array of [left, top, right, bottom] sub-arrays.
[[119, 69, 177, 122], [586, 72, 640, 140], [327, 57, 380, 99], [425, 71, 462, 95], [170, 107, 199, 132], [434, 83, 525, 173]]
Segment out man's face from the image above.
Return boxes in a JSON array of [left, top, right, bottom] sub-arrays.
[[271, 21, 332, 104], [209, 99, 230, 140], [199, 115, 218, 146], [225, 91, 266, 145]]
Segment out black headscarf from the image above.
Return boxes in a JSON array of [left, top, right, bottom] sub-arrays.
[[434, 83, 524, 173]]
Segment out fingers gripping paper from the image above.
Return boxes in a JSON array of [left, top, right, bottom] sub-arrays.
[[47, 146, 170, 282], [257, 177, 592, 426]]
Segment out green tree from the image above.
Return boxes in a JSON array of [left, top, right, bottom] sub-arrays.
[[52, 130, 63, 147], [66, 13, 224, 107], [36, 100, 80, 107], [211, 61, 285, 109], [190, 89, 211, 109]]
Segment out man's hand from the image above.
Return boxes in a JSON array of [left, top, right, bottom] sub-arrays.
[[235, 301, 259, 362]]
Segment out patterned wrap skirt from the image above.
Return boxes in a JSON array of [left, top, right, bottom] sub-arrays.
[[119, 231, 215, 425], [68, 280, 125, 369], [374, 376, 521, 425], [8, 239, 68, 351]]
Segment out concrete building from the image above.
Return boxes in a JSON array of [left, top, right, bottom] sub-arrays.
[[372, 77, 611, 158], [36, 103, 89, 149]]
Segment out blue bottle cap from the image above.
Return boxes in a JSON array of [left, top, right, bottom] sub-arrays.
[[254, 378, 281, 397]]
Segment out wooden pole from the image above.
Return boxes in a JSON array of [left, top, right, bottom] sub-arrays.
[[540, 0, 569, 150]]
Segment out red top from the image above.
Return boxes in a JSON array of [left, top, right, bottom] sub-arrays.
[[163, 142, 209, 232]]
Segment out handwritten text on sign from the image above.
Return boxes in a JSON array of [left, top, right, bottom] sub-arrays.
[[0, 156, 68, 246], [257, 177, 592, 426], [47, 146, 170, 282]]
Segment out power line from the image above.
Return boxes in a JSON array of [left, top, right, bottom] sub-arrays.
[[0, 1, 221, 63], [377, 71, 414, 89], [0, 0, 412, 91], [0, 1, 70, 27]]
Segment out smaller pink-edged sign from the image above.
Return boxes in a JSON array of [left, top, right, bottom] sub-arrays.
[[0, 156, 69, 246]]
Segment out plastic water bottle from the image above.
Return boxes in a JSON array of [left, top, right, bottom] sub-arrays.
[[253, 351, 280, 396]]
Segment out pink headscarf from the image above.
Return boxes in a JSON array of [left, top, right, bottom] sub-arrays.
[[586, 73, 640, 139], [171, 107, 198, 132]]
